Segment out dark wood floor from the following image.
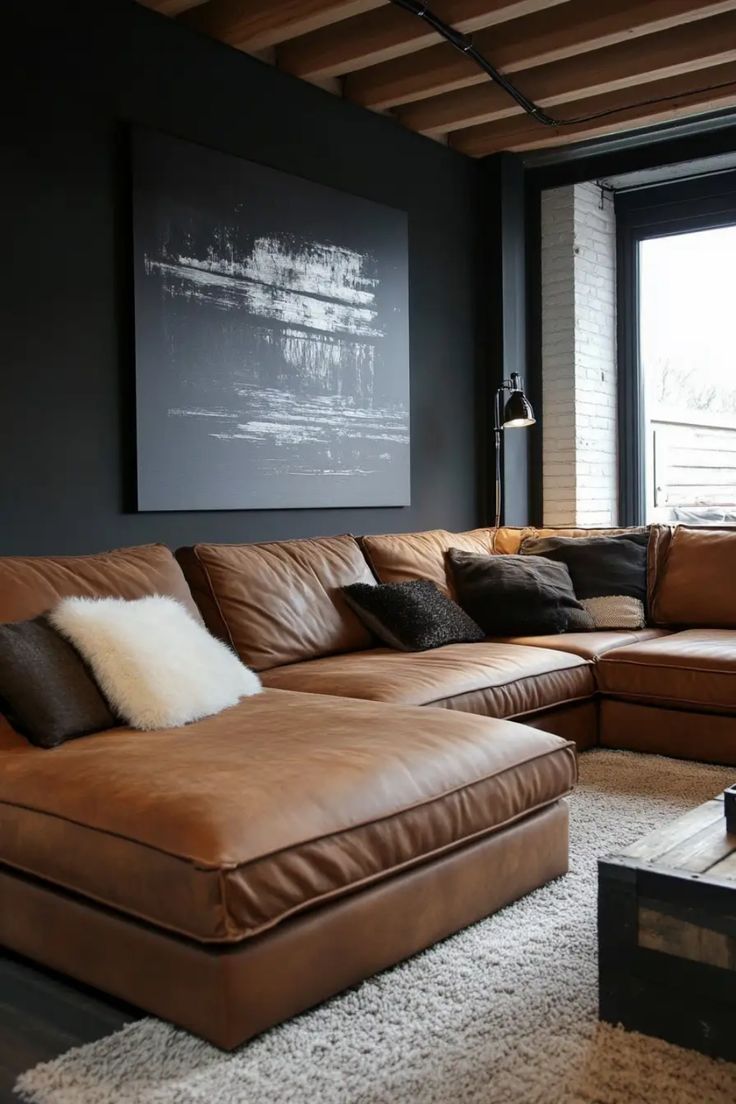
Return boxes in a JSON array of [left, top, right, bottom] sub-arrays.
[[0, 952, 137, 1103]]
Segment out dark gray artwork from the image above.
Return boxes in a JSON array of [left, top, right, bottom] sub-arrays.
[[131, 129, 410, 510]]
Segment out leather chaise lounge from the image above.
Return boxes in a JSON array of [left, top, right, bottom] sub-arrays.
[[0, 692, 573, 1048], [1, 522, 735, 1048]]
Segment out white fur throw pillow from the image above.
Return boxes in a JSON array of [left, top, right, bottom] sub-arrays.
[[50, 596, 261, 730]]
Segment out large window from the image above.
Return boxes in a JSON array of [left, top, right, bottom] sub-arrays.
[[616, 172, 736, 525], [640, 225, 736, 523]]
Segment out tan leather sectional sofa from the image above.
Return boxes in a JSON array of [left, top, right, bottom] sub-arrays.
[[0, 523, 733, 1049]]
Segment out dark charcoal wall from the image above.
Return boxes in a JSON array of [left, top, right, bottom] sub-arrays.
[[1, 0, 483, 555]]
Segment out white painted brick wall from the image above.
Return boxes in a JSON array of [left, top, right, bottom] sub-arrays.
[[541, 182, 617, 527]]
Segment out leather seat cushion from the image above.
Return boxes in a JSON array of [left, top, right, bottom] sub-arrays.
[[0, 545, 202, 624], [0, 689, 575, 944], [360, 528, 494, 597], [262, 642, 594, 717], [488, 628, 669, 661], [598, 629, 736, 713], [176, 535, 376, 670]]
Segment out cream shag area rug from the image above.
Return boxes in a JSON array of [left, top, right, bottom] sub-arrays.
[[15, 750, 736, 1104]]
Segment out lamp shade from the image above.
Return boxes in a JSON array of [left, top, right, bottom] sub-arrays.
[[502, 388, 535, 428]]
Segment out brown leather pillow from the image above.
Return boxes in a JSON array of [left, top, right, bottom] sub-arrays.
[[0, 615, 117, 748]]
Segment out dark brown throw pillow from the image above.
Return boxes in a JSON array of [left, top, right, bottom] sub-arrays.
[[342, 579, 486, 651], [0, 615, 117, 748], [519, 531, 649, 629], [447, 549, 594, 637]]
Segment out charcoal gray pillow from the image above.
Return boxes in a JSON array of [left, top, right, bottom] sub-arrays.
[[447, 549, 594, 637], [519, 531, 649, 629], [0, 615, 117, 748], [342, 579, 485, 651]]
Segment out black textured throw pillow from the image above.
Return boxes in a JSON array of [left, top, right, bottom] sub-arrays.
[[519, 531, 649, 629], [447, 548, 594, 637], [0, 615, 117, 749], [342, 579, 485, 651]]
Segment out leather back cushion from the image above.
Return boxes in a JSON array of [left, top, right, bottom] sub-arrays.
[[177, 535, 376, 670], [361, 529, 494, 596], [493, 526, 640, 555], [651, 526, 736, 627], [0, 545, 201, 624]]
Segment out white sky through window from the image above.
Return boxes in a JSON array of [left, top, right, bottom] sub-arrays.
[[640, 222, 736, 520], [640, 225, 736, 415]]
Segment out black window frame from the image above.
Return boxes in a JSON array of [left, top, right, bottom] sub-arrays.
[[615, 170, 736, 525]]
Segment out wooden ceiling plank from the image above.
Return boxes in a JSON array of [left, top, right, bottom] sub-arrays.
[[345, 0, 736, 109], [398, 9, 736, 134], [137, 0, 209, 13], [277, 0, 569, 80], [449, 60, 736, 155], [180, 0, 387, 51], [498, 88, 736, 151]]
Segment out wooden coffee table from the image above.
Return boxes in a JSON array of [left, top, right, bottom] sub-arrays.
[[598, 784, 736, 1061]]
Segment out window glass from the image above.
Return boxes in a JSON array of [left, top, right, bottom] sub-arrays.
[[640, 225, 736, 523]]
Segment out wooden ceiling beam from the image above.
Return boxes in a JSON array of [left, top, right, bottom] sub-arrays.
[[137, 0, 209, 14], [345, 0, 736, 109], [398, 10, 736, 134], [449, 60, 736, 155], [277, 0, 569, 80], [179, 0, 387, 52]]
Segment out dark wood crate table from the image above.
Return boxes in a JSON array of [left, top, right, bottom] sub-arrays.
[[599, 784, 736, 1061]]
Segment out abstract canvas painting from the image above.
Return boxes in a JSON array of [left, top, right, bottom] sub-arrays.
[[131, 129, 410, 510]]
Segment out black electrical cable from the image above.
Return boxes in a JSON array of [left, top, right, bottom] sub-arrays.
[[390, 0, 558, 125], [389, 0, 736, 129]]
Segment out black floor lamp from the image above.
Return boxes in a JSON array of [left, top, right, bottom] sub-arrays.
[[494, 372, 536, 528]]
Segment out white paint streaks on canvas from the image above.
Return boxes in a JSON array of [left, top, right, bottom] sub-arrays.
[[145, 234, 383, 338], [144, 228, 407, 480], [171, 386, 408, 476], [146, 259, 381, 337], [250, 237, 378, 305], [273, 327, 375, 400], [167, 237, 379, 306]]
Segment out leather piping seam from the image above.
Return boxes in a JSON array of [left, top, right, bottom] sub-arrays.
[[421, 667, 592, 708], [600, 658, 736, 677], [0, 790, 573, 945], [211, 788, 575, 944], [0, 743, 576, 873], [191, 548, 238, 654], [1, 543, 170, 565], [643, 621, 736, 631], [195, 533, 355, 552], [505, 693, 595, 720], [424, 691, 594, 719], [646, 525, 668, 613], [649, 524, 674, 621], [263, 647, 588, 685], [600, 689, 736, 712], [356, 536, 385, 584]]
